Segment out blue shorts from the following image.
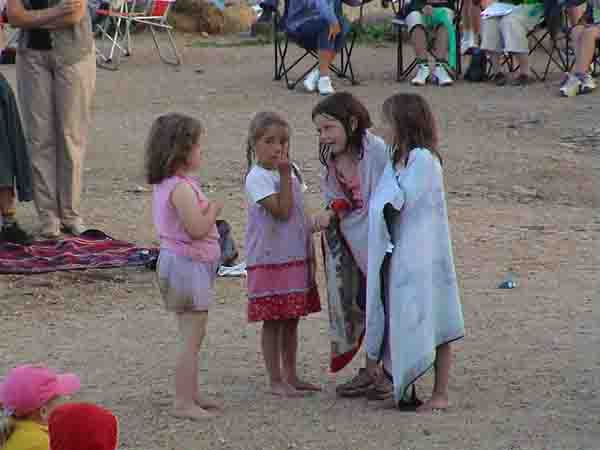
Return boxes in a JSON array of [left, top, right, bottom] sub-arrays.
[[289, 18, 345, 52]]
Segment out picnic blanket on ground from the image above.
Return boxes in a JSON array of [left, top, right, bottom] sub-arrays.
[[321, 221, 366, 372], [0, 229, 158, 274]]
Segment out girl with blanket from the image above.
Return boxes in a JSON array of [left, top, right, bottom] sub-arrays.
[[245, 111, 322, 398], [313, 92, 390, 399], [365, 93, 464, 412]]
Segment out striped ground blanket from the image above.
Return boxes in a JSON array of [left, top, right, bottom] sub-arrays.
[[0, 229, 158, 274]]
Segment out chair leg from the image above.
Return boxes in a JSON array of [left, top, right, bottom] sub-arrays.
[[96, 15, 126, 70], [148, 25, 182, 66], [396, 27, 403, 82]]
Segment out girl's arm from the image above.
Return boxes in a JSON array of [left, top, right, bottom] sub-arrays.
[[258, 162, 293, 220], [7, 0, 85, 29], [171, 182, 222, 241]]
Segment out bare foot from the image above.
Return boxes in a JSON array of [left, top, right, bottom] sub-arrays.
[[171, 404, 212, 421], [416, 394, 449, 413], [269, 382, 306, 398], [194, 397, 223, 411], [288, 379, 322, 392]]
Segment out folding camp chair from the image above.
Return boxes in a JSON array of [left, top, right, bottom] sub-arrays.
[[95, 0, 181, 70], [520, 12, 574, 81], [592, 40, 600, 76], [273, 0, 371, 90], [493, 6, 581, 81], [390, 0, 463, 82]]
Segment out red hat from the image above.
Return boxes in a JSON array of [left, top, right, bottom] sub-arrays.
[[0, 365, 80, 417], [49, 403, 118, 450]]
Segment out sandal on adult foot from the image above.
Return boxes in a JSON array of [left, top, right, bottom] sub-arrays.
[[366, 377, 394, 401], [336, 368, 374, 397]]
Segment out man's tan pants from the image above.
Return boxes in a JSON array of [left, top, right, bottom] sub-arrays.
[[16, 48, 96, 228]]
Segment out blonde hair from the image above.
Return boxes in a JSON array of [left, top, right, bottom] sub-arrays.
[[0, 414, 16, 448], [245, 111, 302, 183]]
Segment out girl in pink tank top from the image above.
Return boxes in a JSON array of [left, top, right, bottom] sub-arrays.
[[146, 113, 223, 421]]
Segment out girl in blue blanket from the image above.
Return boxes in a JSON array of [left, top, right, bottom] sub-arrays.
[[364, 93, 465, 412]]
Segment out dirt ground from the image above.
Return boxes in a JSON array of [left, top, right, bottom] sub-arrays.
[[0, 31, 598, 450]]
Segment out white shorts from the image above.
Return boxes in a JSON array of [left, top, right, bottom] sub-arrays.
[[481, 4, 543, 54]]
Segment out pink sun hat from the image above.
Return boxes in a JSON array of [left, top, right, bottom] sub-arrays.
[[0, 365, 81, 417]]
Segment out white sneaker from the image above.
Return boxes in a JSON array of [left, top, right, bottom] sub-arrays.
[[411, 63, 430, 86], [303, 68, 319, 93], [433, 63, 453, 86], [318, 76, 335, 95], [461, 31, 477, 55], [559, 74, 582, 97], [580, 73, 597, 93]]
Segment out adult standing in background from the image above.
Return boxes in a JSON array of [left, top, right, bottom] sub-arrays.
[[6, 0, 95, 238]]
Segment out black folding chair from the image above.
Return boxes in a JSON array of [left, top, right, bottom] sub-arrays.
[[389, 0, 463, 82], [498, 8, 577, 81], [273, 0, 370, 90], [592, 40, 600, 76]]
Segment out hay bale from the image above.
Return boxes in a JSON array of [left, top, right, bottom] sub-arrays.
[[172, 0, 225, 34], [222, 3, 257, 33], [171, 0, 257, 34]]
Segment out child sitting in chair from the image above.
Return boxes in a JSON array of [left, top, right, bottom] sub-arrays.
[[402, 0, 457, 86]]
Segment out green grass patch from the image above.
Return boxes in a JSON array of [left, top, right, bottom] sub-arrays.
[[190, 37, 271, 48]]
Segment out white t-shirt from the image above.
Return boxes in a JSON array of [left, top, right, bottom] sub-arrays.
[[245, 164, 306, 205]]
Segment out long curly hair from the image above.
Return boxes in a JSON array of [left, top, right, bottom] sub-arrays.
[[382, 93, 443, 166]]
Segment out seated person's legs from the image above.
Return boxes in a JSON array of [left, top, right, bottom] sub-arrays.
[[295, 18, 344, 94], [567, 0, 587, 26], [407, 8, 455, 86], [431, 7, 456, 86], [480, 16, 505, 83], [461, 0, 482, 53], [498, 4, 542, 84], [406, 12, 430, 85], [560, 24, 600, 97]]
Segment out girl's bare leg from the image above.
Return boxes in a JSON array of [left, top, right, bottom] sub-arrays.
[[263, 320, 303, 397], [173, 311, 213, 420], [417, 343, 452, 412], [281, 319, 321, 391]]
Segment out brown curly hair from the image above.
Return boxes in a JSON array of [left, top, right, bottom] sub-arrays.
[[145, 113, 204, 185]]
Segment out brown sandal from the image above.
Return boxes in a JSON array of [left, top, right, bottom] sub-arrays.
[[366, 377, 394, 401], [336, 368, 374, 397]]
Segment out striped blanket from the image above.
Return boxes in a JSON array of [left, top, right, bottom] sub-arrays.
[[0, 229, 158, 274]]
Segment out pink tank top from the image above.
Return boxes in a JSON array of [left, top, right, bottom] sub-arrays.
[[152, 175, 221, 263]]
